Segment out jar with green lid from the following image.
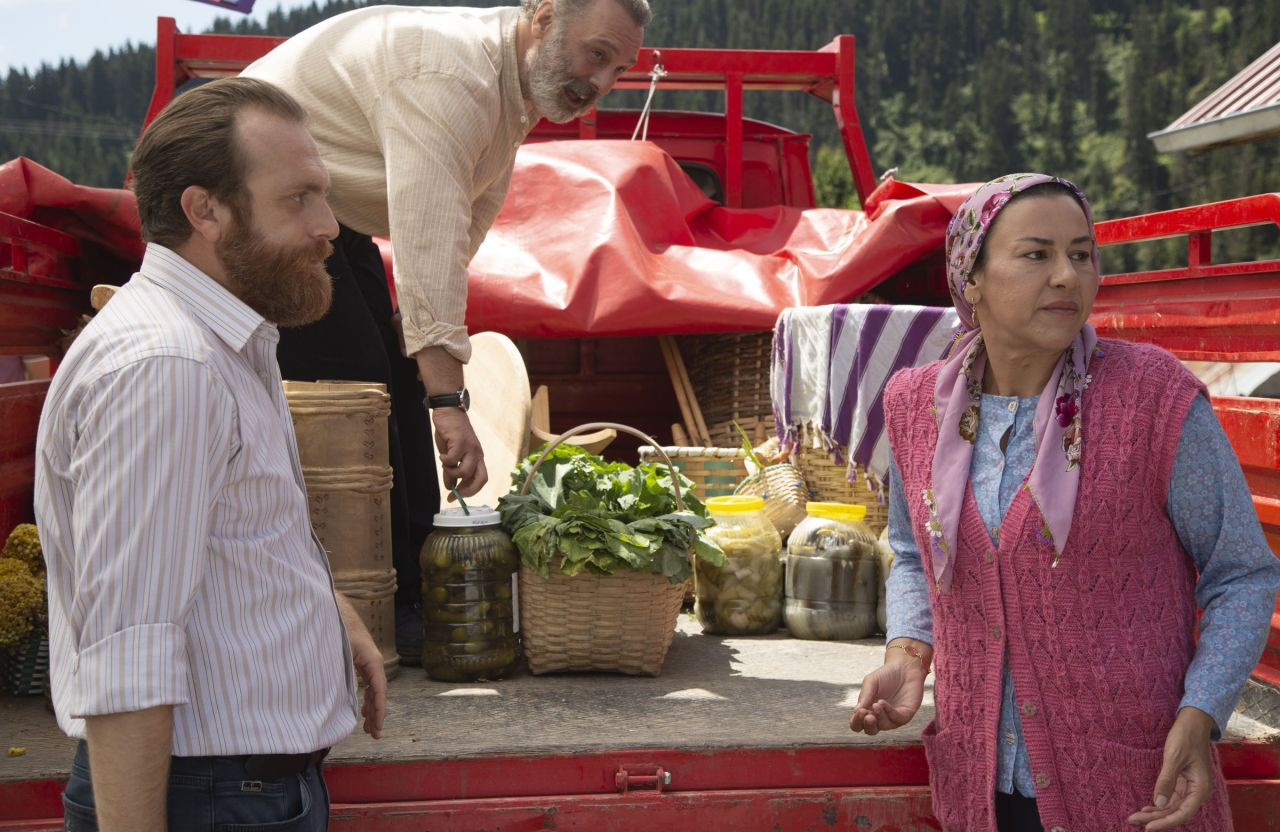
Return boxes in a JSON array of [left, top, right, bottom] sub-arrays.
[[419, 506, 520, 682], [785, 502, 879, 640], [695, 495, 783, 635]]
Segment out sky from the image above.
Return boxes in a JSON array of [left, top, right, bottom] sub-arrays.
[[0, 0, 291, 74]]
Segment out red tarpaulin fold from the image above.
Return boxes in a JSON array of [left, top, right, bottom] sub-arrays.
[[2, 145, 973, 336]]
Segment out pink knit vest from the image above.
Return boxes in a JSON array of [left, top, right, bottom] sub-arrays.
[[884, 338, 1232, 832]]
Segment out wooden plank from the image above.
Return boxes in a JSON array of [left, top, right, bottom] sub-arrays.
[[657, 336, 699, 445], [660, 336, 712, 446]]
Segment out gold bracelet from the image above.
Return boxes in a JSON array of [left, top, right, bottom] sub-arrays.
[[887, 642, 930, 674]]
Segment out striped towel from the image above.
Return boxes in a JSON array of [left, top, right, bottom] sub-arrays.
[[772, 304, 961, 488]]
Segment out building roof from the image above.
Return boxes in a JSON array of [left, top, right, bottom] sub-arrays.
[[1149, 40, 1280, 153]]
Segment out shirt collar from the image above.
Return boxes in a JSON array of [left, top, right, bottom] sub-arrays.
[[500, 8, 536, 137], [138, 243, 276, 352]]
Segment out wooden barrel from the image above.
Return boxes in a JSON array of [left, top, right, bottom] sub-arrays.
[[284, 381, 400, 680]]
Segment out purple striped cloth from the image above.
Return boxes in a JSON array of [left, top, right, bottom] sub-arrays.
[[772, 304, 961, 488]]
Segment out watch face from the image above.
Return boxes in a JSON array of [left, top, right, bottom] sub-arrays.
[[459, 388, 471, 411]]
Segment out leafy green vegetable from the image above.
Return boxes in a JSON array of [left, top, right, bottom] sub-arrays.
[[499, 445, 726, 583]]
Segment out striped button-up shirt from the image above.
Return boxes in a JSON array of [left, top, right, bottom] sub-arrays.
[[35, 244, 358, 756], [242, 5, 535, 363]]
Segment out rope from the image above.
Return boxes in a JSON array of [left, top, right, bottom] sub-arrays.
[[301, 465, 394, 494], [333, 568, 398, 600], [630, 58, 667, 142]]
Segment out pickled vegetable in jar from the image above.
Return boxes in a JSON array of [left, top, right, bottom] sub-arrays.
[[876, 525, 894, 635], [785, 502, 878, 640], [696, 495, 783, 636], [420, 506, 520, 682]]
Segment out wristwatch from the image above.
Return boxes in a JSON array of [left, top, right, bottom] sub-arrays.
[[424, 388, 471, 412]]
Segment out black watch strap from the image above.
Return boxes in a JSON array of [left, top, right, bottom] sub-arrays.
[[424, 388, 470, 412]]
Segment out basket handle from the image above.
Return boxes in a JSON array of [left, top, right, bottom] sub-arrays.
[[519, 421, 684, 511]]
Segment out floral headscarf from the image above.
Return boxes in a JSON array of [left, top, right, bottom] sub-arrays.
[[925, 173, 1100, 592]]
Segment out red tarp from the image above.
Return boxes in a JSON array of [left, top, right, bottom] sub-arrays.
[[2, 145, 972, 335]]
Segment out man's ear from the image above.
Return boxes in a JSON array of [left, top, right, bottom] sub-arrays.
[[531, 0, 555, 40], [180, 185, 230, 244]]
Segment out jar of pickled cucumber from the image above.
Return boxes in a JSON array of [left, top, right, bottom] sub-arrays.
[[419, 506, 520, 682], [696, 495, 783, 635], [785, 502, 878, 640]]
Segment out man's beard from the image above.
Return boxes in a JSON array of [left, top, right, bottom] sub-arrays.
[[216, 206, 334, 328], [527, 24, 598, 123]]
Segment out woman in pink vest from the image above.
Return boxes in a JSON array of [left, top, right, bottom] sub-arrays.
[[849, 173, 1280, 832]]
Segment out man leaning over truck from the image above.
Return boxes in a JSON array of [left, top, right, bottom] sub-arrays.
[[240, 0, 648, 662], [34, 77, 386, 832]]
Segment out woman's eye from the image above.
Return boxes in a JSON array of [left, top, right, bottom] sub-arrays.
[[1023, 250, 1046, 260], [1070, 250, 1092, 262], [592, 49, 606, 62]]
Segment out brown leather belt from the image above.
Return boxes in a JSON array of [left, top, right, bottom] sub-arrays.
[[242, 748, 329, 780]]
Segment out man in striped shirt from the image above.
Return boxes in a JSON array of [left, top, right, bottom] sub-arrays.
[[35, 78, 386, 831], [241, 0, 649, 661]]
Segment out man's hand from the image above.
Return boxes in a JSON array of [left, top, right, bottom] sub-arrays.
[[336, 594, 387, 739], [849, 639, 930, 736], [432, 406, 488, 498], [84, 706, 174, 831], [414, 345, 489, 499], [1127, 707, 1216, 831]]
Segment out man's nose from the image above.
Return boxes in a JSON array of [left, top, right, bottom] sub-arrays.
[[315, 201, 339, 241]]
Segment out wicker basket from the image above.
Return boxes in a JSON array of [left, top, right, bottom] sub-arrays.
[[793, 427, 888, 536], [1, 630, 48, 696], [734, 462, 810, 538], [677, 332, 774, 448], [637, 446, 748, 500], [516, 423, 693, 676]]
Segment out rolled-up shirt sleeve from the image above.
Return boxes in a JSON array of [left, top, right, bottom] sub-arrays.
[[884, 458, 935, 646], [372, 72, 501, 364], [65, 356, 234, 718]]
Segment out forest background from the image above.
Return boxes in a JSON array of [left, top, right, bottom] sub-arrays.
[[2, 0, 1278, 269]]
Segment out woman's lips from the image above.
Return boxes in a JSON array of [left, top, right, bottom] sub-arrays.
[[1042, 301, 1079, 314]]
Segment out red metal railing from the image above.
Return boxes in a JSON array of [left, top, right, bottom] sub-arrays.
[[1094, 194, 1280, 689], [142, 18, 878, 207]]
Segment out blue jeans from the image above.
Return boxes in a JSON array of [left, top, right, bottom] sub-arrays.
[[62, 741, 329, 831]]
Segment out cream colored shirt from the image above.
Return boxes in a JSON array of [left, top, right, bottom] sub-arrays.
[[243, 5, 535, 362], [35, 245, 358, 755]]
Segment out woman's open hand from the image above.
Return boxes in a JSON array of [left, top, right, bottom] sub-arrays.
[[849, 640, 930, 735], [1127, 707, 1216, 830]]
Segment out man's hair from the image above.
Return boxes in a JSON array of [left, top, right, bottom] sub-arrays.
[[130, 77, 308, 249], [520, 0, 652, 29]]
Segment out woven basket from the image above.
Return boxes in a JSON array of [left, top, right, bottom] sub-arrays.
[[637, 446, 748, 500], [516, 423, 692, 676], [793, 428, 888, 536], [677, 332, 774, 448], [734, 462, 810, 538], [1, 630, 48, 696]]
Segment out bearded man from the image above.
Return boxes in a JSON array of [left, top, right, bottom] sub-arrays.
[[241, 0, 648, 663], [34, 77, 386, 832]]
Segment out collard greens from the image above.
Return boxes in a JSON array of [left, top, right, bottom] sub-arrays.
[[498, 446, 725, 583]]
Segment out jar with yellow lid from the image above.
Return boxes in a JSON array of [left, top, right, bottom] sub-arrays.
[[695, 495, 783, 635], [419, 506, 520, 682], [785, 502, 878, 640]]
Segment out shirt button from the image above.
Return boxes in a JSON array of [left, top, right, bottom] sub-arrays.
[[1004, 731, 1016, 745], [1051, 827, 1067, 832], [983, 549, 994, 564], [1022, 701, 1037, 717], [989, 624, 1001, 640], [1007, 400, 1017, 413], [520, 115, 528, 124], [1035, 773, 1051, 789]]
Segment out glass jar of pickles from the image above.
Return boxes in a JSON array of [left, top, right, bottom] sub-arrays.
[[419, 506, 520, 682], [695, 495, 783, 635], [785, 502, 878, 640]]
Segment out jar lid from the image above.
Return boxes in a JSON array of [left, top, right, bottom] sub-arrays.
[[805, 501, 867, 523], [433, 506, 501, 527], [706, 495, 765, 514]]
